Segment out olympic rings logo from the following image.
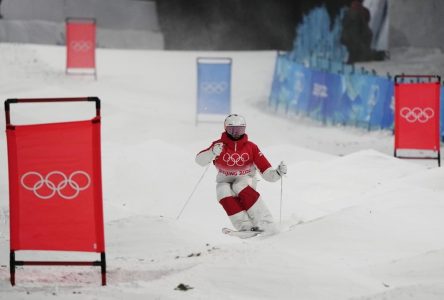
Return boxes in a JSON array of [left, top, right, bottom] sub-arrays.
[[21, 171, 91, 200], [70, 40, 92, 52], [400, 107, 434, 123], [201, 81, 227, 94], [222, 153, 250, 167]]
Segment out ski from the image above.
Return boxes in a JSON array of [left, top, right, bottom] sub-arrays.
[[222, 227, 262, 239]]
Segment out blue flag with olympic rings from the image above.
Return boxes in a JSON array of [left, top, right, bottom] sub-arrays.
[[196, 57, 232, 120]]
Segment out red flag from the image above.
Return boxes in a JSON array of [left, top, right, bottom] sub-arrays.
[[395, 82, 440, 151], [66, 19, 96, 71], [7, 119, 105, 252]]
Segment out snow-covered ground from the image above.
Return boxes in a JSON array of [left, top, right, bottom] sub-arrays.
[[0, 43, 443, 300]]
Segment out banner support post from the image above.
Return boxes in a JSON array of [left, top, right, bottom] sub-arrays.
[[10, 251, 15, 286], [9, 253, 107, 286], [101, 252, 107, 286]]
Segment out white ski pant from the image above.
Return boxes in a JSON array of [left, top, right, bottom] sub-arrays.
[[216, 176, 274, 231]]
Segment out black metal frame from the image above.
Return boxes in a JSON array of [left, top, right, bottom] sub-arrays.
[[393, 75, 441, 167], [394, 150, 441, 167], [394, 74, 441, 84], [10, 251, 106, 286], [5, 97, 106, 286], [5, 97, 100, 126]]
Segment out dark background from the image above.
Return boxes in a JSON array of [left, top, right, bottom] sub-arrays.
[[154, 0, 353, 50]]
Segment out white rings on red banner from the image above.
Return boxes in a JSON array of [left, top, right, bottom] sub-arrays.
[[21, 171, 91, 200], [70, 40, 93, 52], [400, 107, 434, 123]]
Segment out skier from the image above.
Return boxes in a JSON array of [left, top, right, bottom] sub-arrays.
[[195, 114, 287, 234]]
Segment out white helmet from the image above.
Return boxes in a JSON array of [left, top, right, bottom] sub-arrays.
[[224, 114, 246, 139]]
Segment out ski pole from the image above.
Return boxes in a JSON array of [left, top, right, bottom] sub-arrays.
[[279, 176, 283, 225], [176, 164, 210, 220]]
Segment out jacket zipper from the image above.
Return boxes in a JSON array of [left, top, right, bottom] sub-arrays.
[[234, 142, 237, 152]]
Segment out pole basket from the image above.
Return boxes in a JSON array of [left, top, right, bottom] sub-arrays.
[[5, 97, 106, 286]]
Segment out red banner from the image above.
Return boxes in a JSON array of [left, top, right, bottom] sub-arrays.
[[395, 82, 441, 151], [66, 18, 96, 72], [7, 119, 105, 252]]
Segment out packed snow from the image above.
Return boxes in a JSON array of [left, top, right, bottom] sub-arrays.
[[0, 43, 443, 300]]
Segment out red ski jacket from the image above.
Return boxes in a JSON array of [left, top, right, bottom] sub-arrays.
[[198, 133, 272, 177]]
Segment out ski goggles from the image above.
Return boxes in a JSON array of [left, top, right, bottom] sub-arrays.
[[226, 125, 246, 138]]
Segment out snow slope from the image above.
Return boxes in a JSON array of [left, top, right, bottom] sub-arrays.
[[0, 44, 443, 300]]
